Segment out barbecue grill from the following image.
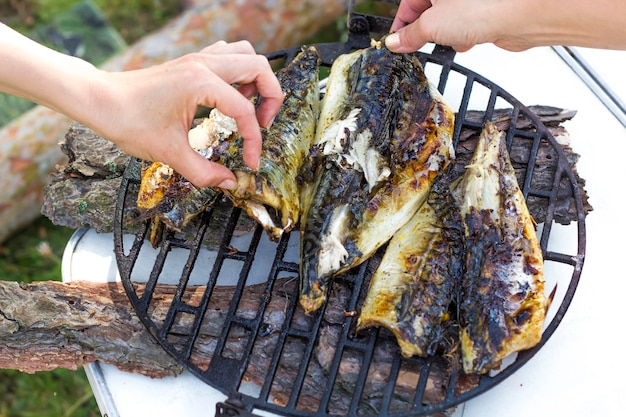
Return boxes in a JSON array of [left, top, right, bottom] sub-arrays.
[[111, 2, 587, 416]]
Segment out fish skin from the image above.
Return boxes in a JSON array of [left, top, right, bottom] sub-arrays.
[[347, 62, 455, 269], [223, 45, 321, 241], [136, 46, 321, 242], [299, 42, 455, 314], [356, 169, 465, 358], [298, 49, 365, 212], [299, 44, 399, 314], [136, 161, 218, 245], [454, 122, 545, 375], [135, 113, 236, 246]]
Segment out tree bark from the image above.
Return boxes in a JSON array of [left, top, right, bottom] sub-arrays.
[[41, 105, 592, 233], [0, 0, 350, 242], [0, 279, 181, 377], [0, 278, 469, 414]]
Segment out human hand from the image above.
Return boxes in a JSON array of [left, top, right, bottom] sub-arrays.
[[385, 0, 515, 53], [90, 40, 284, 189], [386, 0, 626, 53]]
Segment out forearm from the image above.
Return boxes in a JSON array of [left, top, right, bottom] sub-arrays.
[[0, 23, 101, 123], [389, 0, 626, 53], [501, 0, 626, 50]]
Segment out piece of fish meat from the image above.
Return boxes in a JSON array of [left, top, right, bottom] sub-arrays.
[[136, 46, 321, 242], [299, 40, 455, 314], [220, 45, 321, 241], [357, 169, 465, 358], [136, 160, 218, 246], [454, 121, 545, 375]]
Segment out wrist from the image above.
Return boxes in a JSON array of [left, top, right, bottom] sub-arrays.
[[498, 0, 626, 50], [0, 24, 104, 124]]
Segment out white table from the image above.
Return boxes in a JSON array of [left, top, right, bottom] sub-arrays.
[[62, 44, 626, 417]]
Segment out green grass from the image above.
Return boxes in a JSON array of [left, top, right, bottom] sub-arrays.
[[0, 0, 182, 44]]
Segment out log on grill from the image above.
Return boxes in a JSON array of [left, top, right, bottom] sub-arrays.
[[0, 278, 472, 414], [41, 105, 592, 232]]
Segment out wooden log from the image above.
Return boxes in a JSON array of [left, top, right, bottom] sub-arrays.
[[41, 105, 592, 233], [0, 0, 350, 242], [0, 279, 180, 378], [0, 278, 467, 414]]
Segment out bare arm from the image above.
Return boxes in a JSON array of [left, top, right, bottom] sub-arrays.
[[0, 23, 284, 188], [386, 0, 626, 53]]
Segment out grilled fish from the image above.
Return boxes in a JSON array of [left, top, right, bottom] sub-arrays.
[[454, 122, 545, 374], [136, 160, 218, 239], [136, 46, 321, 242], [356, 169, 464, 357], [299, 41, 455, 314], [221, 45, 321, 241]]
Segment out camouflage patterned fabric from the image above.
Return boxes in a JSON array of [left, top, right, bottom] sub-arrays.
[[0, 0, 126, 127]]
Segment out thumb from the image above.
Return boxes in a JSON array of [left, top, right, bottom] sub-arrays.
[[385, 24, 428, 53], [167, 146, 237, 189]]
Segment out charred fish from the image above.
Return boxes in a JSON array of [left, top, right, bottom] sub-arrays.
[[454, 122, 546, 374], [136, 46, 321, 242], [299, 40, 455, 314], [357, 169, 465, 358]]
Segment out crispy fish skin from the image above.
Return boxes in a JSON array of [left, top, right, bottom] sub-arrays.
[[346, 55, 455, 269], [299, 43, 399, 313], [357, 170, 464, 358], [223, 46, 321, 241], [135, 112, 236, 244], [298, 49, 365, 212], [136, 161, 217, 233], [299, 42, 454, 314], [136, 47, 320, 242], [455, 122, 545, 375]]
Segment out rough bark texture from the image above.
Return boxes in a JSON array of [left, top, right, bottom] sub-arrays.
[[0, 0, 350, 242], [0, 280, 181, 377], [42, 105, 592, 232], [456, 106, 592, 224], [0, 278, 467, 415]]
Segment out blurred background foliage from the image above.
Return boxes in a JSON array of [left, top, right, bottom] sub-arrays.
[[0, 0, 394, 416], [0, 1, 182, 415]]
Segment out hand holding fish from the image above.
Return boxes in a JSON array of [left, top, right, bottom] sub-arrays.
[[386, 0, 626, 53], [93, 40, 284, 189], [0, 23, 284, 188]]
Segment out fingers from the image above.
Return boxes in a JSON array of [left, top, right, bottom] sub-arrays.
[[201, 40, 257, 56], [209, 53, 283, 113], [199, 77, 263, 169], [202, 42, 284, 124], [387, 1, 480, 53], [166, 144, 238, 189], [168, 41, 284, 176], [386, 21, 429, 53], [194, 52, 284, 168], [391, 0, 432, 31], [201, 40, 285, 128], [236, 83, 283, 129]]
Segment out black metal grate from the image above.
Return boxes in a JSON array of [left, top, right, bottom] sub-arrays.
[[114, 3, 586, 416]]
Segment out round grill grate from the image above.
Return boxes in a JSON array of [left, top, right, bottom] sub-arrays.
[[114, 23, 586, 417]]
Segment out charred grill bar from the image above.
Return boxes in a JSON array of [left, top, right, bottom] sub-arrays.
[[113, 2, 586, 416]]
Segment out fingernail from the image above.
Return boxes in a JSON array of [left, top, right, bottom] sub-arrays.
[[385, 33, 401, 50], [218, 178, 237, 190], [264, 115, 276, 129]]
